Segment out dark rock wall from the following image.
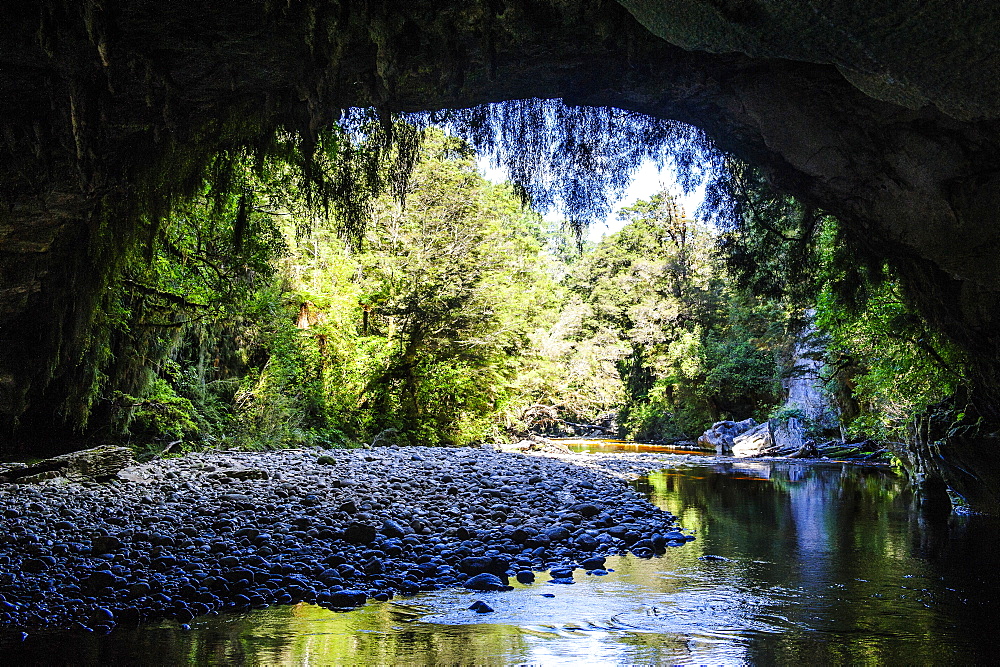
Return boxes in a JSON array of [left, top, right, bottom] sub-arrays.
[[1, 0, 999, 504], [618, 0, 1000, 121]]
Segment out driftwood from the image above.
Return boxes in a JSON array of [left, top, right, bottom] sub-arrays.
[[559, 420, 614, 434], [521, 405, 615, 435], [786, 441, 819, 458], [0, 445, 135, 483]]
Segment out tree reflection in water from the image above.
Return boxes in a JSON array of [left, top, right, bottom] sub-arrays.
[[4, 460, 997, 665]]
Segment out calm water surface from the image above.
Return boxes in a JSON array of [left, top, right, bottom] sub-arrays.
[[6, 453, 1000, 665], [564, 439, 713, 455]]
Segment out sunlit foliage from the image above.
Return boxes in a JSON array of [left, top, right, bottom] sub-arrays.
[[551, 190, 783, 439]]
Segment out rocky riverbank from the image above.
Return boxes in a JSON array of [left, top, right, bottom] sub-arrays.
[[0, 445, 693, 636]]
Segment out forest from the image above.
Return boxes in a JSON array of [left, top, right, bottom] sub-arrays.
[[88, 120, 964, 462], [3, 3, 999, 659]]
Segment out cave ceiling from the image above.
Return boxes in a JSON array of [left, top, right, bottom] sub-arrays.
[[1, 0, 1000, 430]]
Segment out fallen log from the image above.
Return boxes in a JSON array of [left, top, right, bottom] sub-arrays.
[[0, 445, 135, 483]]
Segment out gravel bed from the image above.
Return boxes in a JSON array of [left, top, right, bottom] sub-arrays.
[[0, 445, 692, 635]]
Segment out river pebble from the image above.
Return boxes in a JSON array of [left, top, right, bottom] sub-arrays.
[[0, 445, 692, 633]]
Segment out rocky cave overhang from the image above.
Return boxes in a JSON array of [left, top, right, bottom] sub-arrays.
[[1, 0, 999, 439]]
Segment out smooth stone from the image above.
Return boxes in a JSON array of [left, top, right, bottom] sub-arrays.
[[91, 536, 126, 554], [0, 445, 691, 634], [457, 556, 493, 575], [463, 573, 510, 591], [344, 523, 377, 544], [525, 534, 551, 548], [572, 503, 601, 517], [21, 558, 48, 573], [468, 600, 494, 613], [381, 520, 407, 538], [544, 526, 570, 541], [328, 589, 368, 607]]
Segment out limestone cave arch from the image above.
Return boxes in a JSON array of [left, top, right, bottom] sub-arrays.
[[2, 1, 999, 508]]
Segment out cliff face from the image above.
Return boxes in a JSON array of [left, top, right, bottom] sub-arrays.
[[1, 1, 999, 503], [619, 0, 1000, 122]]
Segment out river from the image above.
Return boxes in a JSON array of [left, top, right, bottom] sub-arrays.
[[5, 448, 998, 664]]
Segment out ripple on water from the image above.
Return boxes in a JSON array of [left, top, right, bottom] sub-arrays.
[[4, 458, 998, 665]]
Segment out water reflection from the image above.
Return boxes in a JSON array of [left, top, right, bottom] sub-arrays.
[[5, 460, 998, 665], [562, 439, 714, 455]]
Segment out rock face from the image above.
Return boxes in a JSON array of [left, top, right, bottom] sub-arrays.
[[731, 422, 773, 458], [700, 313, 836, 459], [705, 313, 836, 460], [618, 0, 1000, 121], [731, 418, 810, 459], [783, 312, 836, 429], [0, 2, 999, 506], [698, 419, 757, 455]]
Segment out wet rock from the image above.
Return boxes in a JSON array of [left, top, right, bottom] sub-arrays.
[[468, 600, 494, 613], [362, 557, 384, 575], [128, 582, 151, 597], [463, 573, 511, 591], [525, 534, 551, 549], [515, 570, 535, 584], [457, 556, 508, 577], [85, 571, 118, 590], [511, 527, 536, 543], [327, 590, 367, 608], [630, 539, 654, 552], [457, 556, 493, 575]]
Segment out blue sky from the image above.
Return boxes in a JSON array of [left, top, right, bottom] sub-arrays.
[[478, 157, 706, 243]]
